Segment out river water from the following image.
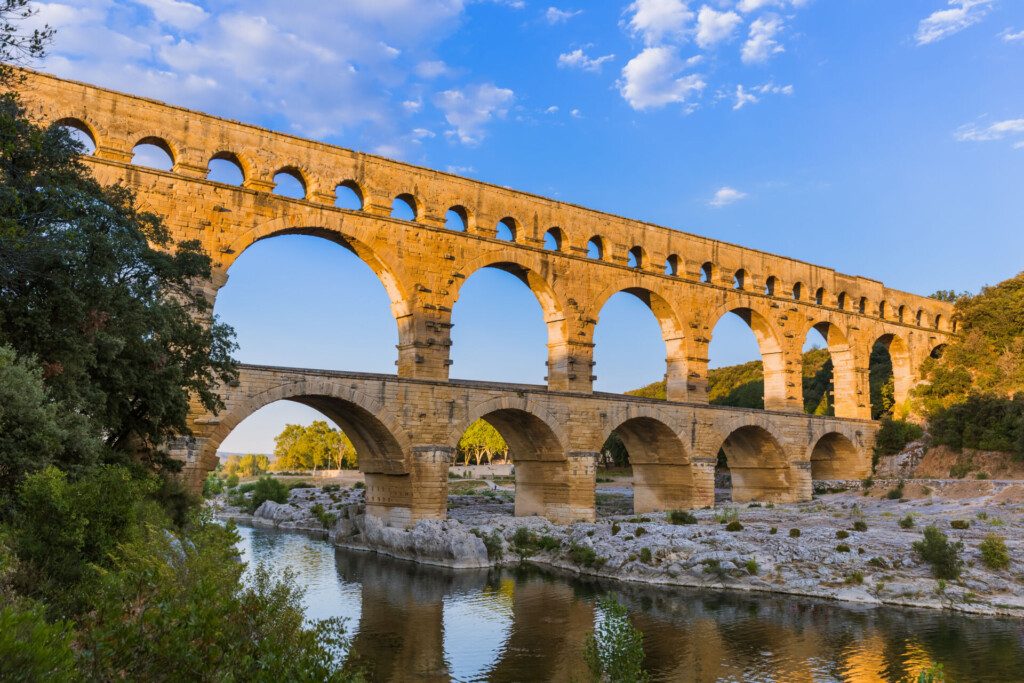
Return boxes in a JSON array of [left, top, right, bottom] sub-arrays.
[[236, 525, 1024, 682]]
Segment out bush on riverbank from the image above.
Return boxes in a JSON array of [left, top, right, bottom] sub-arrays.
[[913, 526, 964, 580]]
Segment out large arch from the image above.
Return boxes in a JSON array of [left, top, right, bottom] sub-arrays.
[[869, 333, 912, 418], [606, 415, 694, 513], [714, 424, 793, 503], [706, 305, 787, 411], [592, 284, 687, 400], [450, 256, 568, 385], [809, 432, 867, 480], [800, 321, 859, 419]]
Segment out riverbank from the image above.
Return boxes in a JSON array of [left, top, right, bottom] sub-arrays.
[[215, 479, 1024, 618]]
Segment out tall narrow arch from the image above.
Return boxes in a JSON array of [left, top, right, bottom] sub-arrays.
[[627, 246, 645, 269], [664, 254, 679, 276], [764, 276, 778, 296], [391, 193, 417, 220], [733, 269, 747, 290], [446, 205, 469, 231], [802, 321, 858, 418], [587, 236, 604, 260], [869, 333, 912, 418], [836, 292, 847, 310], [707, 306, 787, 411], [496, 217, 517, 241], [593, 286, 687, 399], [544, 227, 564, 251], [792, 282, 804, 301]]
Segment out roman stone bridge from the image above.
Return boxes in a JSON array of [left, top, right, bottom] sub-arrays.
[[192, 363, 876, 526], [17, 70, 955, 525]]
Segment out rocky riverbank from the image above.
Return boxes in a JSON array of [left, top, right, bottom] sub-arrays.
[[215, 479, 1024, 618]]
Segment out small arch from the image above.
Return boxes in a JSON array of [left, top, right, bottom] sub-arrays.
[[496, 217, 517, 242], [814, 287, 825, 306], [810, 432, 865, 480], [951, 317, 959, 333], [587, 236, 604, 260], [837, 292, 847, 310], [934, 314, 943, 330], [700, 262, 714, 284], [716, 425, 791, 504], [764, 276, 777, 297], [931, 343, 947, 359], [792, 282, 803, 301], [207, 151, 245, 185], [897, 305, 906, 323], [53, 117, 97, 155], [544, 227, 564, 251], [858, 296, 867, 314], [335, 180, 364, 210], [391, 193, 417, 221], [627, 246, 644, 269], [272, 167, 307, 199], [446, 205, 468, 232], [131, 136, 175, 171], [878, 301, 887, 319], [916, 309, 924, 327], [733, 269, 747, 290], [664, 254, 679, 276]]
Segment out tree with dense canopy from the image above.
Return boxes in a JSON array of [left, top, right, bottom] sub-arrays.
[[272, 420, 357, 471], [457, 419, 508, 465]]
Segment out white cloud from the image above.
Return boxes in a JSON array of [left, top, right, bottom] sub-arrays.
[[955, 118, 1024, 148], [446, 164, 476, 174], [136, 0, 208, 30], [915, 0, 993, 46], [545, 7, 582, 24], [1001, 28, 1024, 42], [733, 84, 758, 109], [626, 0, 694, 46], [557, 48, 615, 72], [570, 108, 582, 117], [544, 105, 559, 113], [742, 14, 785, 64], [709, 186, 747, 207], [434, 83, 515, 145], [619, 46, 705, 111], [415, 60, 450, 78], [736, 0, 807, 12], [695, 6, 741, 49]]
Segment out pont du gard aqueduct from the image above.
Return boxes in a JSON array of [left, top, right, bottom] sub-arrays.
[[20, 70, 956, 528]]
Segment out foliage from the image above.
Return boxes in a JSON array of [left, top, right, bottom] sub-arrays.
[[869, 342, 896, 419], [273, 421, 357, 471], [583, 596, 649, 683], [76, 521, 357, 681], [638, 547, 652, 564], [836, 530, 850, 540], [873, 418, 924, 463], [568, 543, 604, 568], [852, 520, 868, 532], [310, 503, 337, 529], [223, 453, 270, 478], [457, 419, 508, 465], [978, 533, 1010, 571], [913, 525, 964, 580], [789, 528, 801, 538], [0, 345, 99, 512], [745, 559, 759, 575], [835, 544, 850, 553], [511, 526, 539, 561], [202, 472, 224, 498], [599, 432, 630, 468], [0, 86, 237, 460], [927, 395, 1024, 459], [950, 519, 970, 530], [886, 482, 904, 500], [667, 510, 697, 525], [247, 476, 289, 514], [899, 514, 915, 529], [917, 661, 945, 683], [0, 600, 76, 682], [725, 520, 743, 532]]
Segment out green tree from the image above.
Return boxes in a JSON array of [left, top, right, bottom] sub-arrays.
[[583, 596, 649, 683], [273, 421, 357, 471], [457, 419, 508, 465]]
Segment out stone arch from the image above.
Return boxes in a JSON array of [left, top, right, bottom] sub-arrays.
[[222, 216, 413, 323], [592, 282, 687, 399], [871, 332, 913, 416], [392, 192, 418, 220], [132, 135, 176, 169], [54, 116, 98, 153], [448, 395, 568, 452], [664, 254, 679, 276], [809, 431, 866, 480], [200, 378, 411, 475], [627, 245, 645, 269], [208, 151, 247, 185], [604, 413, 695, 513], [454, 254, 570, 354], [837, 291, 847, 310], [335, 179, 365, 210], [733, 269, 747, 290], [587, 235, 605, 260], [448, 399, 577, 520], [800, 320, 859, 419], [272, 166, 307, 199], [711, 423, 793, 503], [544, 226, 565, 251], [705, 303, 787, 410], [764, 276, 778, 296]]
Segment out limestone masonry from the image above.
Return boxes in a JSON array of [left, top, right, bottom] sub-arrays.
[[18, 70, 954, 526]]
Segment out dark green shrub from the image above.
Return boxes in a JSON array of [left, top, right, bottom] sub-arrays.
[[885, 482, 904, 500], [225, 473, 240, 489], [248, 477, 289, 514], [976, 471, 989, 480], [789, 528, 801, 538], [899, 514, 915, 529], [667, 510, 697, 525], [725, 520, 743, 532], [537, 535, 561, 551], [638, 547, 652, 564], [913, 525, 964, 580], [769, 527, 778, 535], [0, 602, 76, 682], [745, 559, 759, 575], [322, 484, 341, 493], [853, 520, 868, 532], [950, 519, 970, 530], [949, 458, 973, 479], [836, 530, 850, 540], [309, 504, 336, 529], [203, 473, 224, 498], [979, 533, 1010, 570], [873, 418, 924, 462], [471, 529, 503, 561], [353, 481, 365, 490], [928, 394, 1024, 459], [611, 522, 621, 535], [511, 527, 539, 560], [846, 571, 864, 585], [634, 526, 647, 537], [288, 481, 315, 490], [836, 543, 851, 553], [568, 543, 604, 568]]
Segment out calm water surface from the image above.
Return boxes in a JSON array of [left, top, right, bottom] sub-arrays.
[[236, 525, 1024, 682]]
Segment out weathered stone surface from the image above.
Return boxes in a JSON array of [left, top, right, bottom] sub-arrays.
[[360, 515, 490, 569]]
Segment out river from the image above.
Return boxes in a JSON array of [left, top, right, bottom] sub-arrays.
[[236, 525, 1024, 682]]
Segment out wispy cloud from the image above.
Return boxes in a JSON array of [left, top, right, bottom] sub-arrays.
[[915, 0, 993, 46], [557, 48, 615, 72], [955, 118, 1024, 148], [709, 186, 747, 207], [1001, 27, 1024, 42], [742, 15, 785, 64], [435, 83, 515, 145], [545, 7, 582, 24]]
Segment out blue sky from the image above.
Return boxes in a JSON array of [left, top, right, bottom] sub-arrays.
[[32, 0, 1024, 453]]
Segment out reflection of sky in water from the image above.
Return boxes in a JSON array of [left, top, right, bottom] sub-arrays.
[[235, 525, 361, 625], [443, 580, 514, 682]]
